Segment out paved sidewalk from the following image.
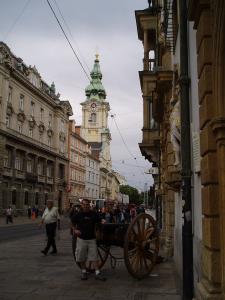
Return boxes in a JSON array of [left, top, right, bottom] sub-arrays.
[[0, 229, 181, 300], [0, 216, 40, 227]]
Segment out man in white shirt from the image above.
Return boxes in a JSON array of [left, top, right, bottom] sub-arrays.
[[6, 206, 13, 224], [39, 200, 60, 255]]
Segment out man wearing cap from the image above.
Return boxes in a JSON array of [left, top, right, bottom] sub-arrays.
[[71, 198, 106, 281], [39, 200, 60, 255]]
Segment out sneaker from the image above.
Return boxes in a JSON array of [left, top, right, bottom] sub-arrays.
[[41, 250, 47, 256], [95, 273, 106, 281], [81, 272, 88, 280]]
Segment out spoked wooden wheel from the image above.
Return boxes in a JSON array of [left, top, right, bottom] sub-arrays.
[[124, 213, 159, 279], [72, 235, 110, 270]]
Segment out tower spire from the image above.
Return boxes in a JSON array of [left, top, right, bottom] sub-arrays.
[[85, 54, 106, 101]]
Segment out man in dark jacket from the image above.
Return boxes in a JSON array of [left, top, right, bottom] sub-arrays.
[[71, 199, 106, 281]]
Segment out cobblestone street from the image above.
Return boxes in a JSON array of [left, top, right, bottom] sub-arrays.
[[0, 229, 181, 300]]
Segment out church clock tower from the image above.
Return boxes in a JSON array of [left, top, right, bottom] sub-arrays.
[[80, 54, 112, 169]]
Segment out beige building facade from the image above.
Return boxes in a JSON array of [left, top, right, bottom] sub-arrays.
[[136, 0, 225, 299], [0, 42, 73, 214]]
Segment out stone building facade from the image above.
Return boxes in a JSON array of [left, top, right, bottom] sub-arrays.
[[188, 1, 225, 299], [136, 0, 225, 299], [68, 120, 87, 205], [0, 42, 73, 214]]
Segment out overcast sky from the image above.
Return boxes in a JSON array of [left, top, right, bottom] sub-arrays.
[[0, 0, 154, 191]]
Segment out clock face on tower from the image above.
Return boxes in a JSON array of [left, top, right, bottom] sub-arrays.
[[90, 102, 97, 111]]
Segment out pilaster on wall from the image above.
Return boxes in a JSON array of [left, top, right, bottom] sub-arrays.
[[188, 1, 222, 299]]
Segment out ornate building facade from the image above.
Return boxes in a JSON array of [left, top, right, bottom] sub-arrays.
[[136, 0, 225, 299], [0, 42, 73, 214]]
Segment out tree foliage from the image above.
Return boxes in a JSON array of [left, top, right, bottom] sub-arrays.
[[119, 185, 143, 205]]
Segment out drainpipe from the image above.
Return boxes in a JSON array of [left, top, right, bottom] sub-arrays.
[[179, 0, 193, 299]]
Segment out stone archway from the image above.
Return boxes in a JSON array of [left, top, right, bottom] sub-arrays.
[[212, 0, 225, 297]]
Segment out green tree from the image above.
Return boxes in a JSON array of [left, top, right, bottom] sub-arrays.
[[119, 185, 143, 205]]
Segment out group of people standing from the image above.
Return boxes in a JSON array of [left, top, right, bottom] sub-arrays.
[[99, 204, 145, 224]]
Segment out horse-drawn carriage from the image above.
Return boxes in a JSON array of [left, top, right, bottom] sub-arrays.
[[72, 213, 159, 279]]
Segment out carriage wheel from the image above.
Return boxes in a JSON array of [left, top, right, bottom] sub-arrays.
[[72, 235, 110, 270], [124, 213, 159, 279]]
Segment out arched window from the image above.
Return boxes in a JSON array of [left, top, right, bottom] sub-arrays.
[[91, 113, 96, 123], [12, 190, 16, 205], [35, 192, 39, 205], [24, 191, 29, 206], [45, 193, 48, 206]]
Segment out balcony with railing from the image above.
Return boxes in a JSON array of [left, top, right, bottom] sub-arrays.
[[38, 174, 46, 183], [15, 169, 25, 179]]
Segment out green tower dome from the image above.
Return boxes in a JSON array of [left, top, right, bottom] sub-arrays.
[[85, 54, 106, 101]]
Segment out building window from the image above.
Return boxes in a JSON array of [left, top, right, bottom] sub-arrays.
[[39, 134, 43, 143], [49, 113, 52, 127], [59, 119, 65, 133], [47, 163, 53, 177], [38, 160, 44, 175], [24, 191, 29, 206], [35, 192, 39, 206], [40, 108, 44, 121], [18, 121, 22, 134], [19, 94, 24, 110], [15, 156, 22, 170], [30, 101, 35, 116], [29, 128, 33, 138], [7, 86, 12, 102], [48, 137, 52, 147], [12, 190, 17, 206], [60, 140, 64, 153], [91, 113, 96, 123], [27, 160, 32, 173], [6, 115, 10, 128], [58, 164, 65, 179], [4, 148, 12, 168]]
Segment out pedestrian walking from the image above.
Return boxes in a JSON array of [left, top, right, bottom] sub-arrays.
[[27, 206, 31, 219], [39, 200, 60, 256], [31, 206, 36, 220], [71, 199, 106, 281], [35, 207, 39, 218], [6, 206, 13, 224]]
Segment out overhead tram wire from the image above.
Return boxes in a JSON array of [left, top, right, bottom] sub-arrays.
[[45, 1, 148, 184], [52, 0, 91, 73], [111, 114, 148, 180], [46, 0, 91, 83], [3, 0, 32, 41], [111, 114, 136, 160]]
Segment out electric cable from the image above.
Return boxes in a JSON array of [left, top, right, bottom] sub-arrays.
[[3, 0, 32, 41], [52, 0, 91, 73], [46, 0, 91, 83]]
